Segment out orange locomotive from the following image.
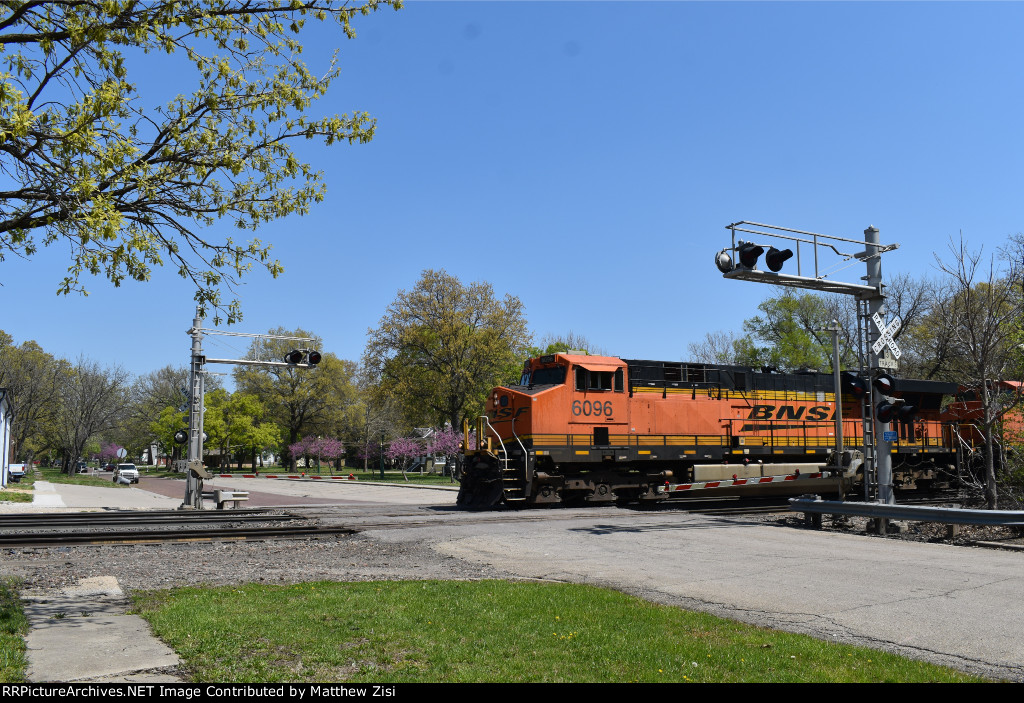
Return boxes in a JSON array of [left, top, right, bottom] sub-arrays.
[[941, 380, 1024, 468], [457, 352, 959, 509]]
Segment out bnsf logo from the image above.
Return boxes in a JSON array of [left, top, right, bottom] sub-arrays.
[[748, 405, 834, 421], [490, 407, 529, 421]]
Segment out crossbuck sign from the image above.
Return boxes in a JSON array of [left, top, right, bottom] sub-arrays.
[[871, 312, 902, 360]]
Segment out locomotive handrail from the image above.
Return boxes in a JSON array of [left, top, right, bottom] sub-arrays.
[[478, 415, 509, 459], [722, 416, 947, 449]]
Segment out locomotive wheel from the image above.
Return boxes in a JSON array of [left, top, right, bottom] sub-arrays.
[[456, 458, 504, 511]]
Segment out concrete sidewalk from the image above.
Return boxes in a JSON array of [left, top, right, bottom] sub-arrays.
[[0, 480, 183, 513], [23, 576, 182, 682]]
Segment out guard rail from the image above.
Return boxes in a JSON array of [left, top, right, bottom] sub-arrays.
[[790, 496, 1024, 530]]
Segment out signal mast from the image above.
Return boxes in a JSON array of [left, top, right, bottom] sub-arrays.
[[180, 310, 322, 509], [715, 223, 904, 509]]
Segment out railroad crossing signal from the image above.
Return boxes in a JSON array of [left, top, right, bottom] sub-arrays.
[[871, 312, 902, 361], [841, 371, 869, 398], [765, 247, 793, 272], [727, 241, 795, 273], [716, 222, 902, 508]]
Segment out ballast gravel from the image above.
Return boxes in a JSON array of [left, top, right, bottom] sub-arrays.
[[3, 532, 517, 595]]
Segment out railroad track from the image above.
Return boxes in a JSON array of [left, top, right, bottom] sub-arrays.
[[0, 508, 296, 529], [1, 493, 961, 548], [0, 507, 351, 548], [0, 524, 356, 548]]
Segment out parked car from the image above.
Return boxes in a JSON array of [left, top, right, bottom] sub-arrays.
[[103, 464, 116, 472], [76, 461, 89, 474], [113, 463, 140, 484], [7, 463, 26, 483]]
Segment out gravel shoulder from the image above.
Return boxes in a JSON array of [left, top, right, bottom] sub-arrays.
[[3, 531, 516, 595]]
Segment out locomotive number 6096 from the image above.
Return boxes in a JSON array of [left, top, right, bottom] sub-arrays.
[[572, 400, 613, 417]]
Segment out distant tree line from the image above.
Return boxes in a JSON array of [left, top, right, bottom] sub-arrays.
[[0, 269, 599, 475]]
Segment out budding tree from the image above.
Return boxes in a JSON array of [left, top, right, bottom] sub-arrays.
[[0, 1, 400, 322]]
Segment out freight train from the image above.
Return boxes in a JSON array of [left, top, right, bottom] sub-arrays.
[[457, 352, 970, 509]]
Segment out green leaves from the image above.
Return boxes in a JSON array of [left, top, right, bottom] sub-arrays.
[[0, 1, 401, 324], [364, 270, 532, 429]]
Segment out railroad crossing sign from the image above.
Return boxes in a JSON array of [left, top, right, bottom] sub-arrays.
[[871, 312, 902, 360]]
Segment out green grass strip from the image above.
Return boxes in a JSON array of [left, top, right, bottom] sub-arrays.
[[132, 580, 984, 683], [37, 465, 131, 488], [0, 579, 29, 683], [0, 489, 32, 503]]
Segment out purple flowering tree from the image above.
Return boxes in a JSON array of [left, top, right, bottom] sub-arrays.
[[288, 436, 346, 473], [318, 437, 346, 472], [427, 426, 463, 482], [385, 437, 423, 482], [98, 442, 124, 465]]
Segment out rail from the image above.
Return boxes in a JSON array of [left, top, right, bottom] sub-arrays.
[[789, 496, 1024, 527]]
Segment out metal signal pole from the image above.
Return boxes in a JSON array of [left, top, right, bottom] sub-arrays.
[[864, 226, 894, 508], [716, 222, 900, 515], [179, 309, 322, 510], [182, 310, 211, 509]]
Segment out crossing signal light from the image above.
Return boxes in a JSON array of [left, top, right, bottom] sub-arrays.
[[715, 249, 734, 273], [841, 372, 868, 399], [737, 242, 764, 269], [876, 399, 897, 424], [174, 430, 188, 444], [307, 350, 322, 365], [284, 350, 304, 364], [765, 247, 793, 272], [873, 373, 895, 395], [876, 398, 916, 424]]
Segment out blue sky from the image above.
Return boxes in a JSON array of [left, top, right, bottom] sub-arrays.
[[3, 1, 1023, 383]]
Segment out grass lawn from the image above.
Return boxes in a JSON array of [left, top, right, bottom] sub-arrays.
[[0, 488, 32, 503], [37, 465, 129, 488], [131, 580, 985, 683], [0, 580, 28, 683]]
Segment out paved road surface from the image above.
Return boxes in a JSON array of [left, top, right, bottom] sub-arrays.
[[0, 474, 458, 511]]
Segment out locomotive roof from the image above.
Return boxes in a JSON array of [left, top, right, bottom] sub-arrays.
[[548, 353, 623, 369], [527, 353, 958, 397]]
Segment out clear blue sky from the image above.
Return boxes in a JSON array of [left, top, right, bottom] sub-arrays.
[[4, 1, 1023, 383]]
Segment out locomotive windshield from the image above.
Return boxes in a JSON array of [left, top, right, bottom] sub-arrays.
[[522, 365, 567, 387]]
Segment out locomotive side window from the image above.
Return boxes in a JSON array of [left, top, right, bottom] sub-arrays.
[[573, 366, 621, 391], [590, 371, 613, 391]]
